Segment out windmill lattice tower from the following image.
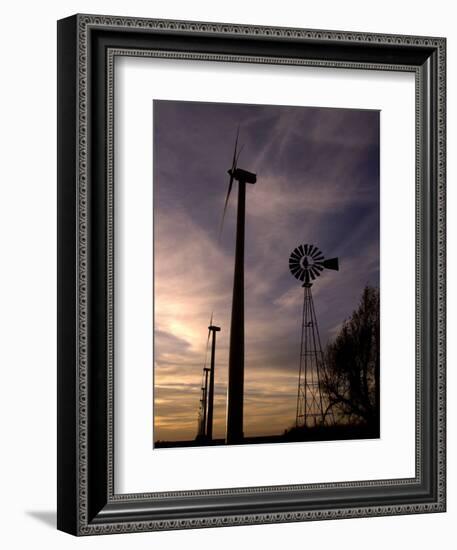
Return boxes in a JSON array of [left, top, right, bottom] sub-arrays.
[[289, 244, 339, 428]]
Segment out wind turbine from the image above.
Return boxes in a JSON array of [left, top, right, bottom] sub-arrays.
[[206, 321, 221, 441], [195, 314, 221, 442], [220, 128, 257, 445]]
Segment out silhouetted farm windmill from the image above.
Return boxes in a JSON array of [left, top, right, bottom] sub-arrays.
[[289, 244, 339, 428], [220, 128, 257, 445]]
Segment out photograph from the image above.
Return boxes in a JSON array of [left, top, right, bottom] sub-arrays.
[[153, 100, 380, 448]]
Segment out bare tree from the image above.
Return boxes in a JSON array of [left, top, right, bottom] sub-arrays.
[[322, 286, 380, 429]]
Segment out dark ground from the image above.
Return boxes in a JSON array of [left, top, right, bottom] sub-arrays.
[[154, 423, 380, 448]]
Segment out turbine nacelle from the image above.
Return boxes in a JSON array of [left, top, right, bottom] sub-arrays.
[[227, 167, 257, 185]]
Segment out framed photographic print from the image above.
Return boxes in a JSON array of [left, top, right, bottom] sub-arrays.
[[57, 14, 446, 535]]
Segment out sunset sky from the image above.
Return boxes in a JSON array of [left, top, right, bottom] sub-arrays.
[[153, 100, 380, 443]]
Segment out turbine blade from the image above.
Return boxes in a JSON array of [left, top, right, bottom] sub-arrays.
[[232, 125, 240, 171], [323, 257, 339, 271], [235, 144, 244, 169], [218, 174, 234, 238], [218, 127, 240, 239]]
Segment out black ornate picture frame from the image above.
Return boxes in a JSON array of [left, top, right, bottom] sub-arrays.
[[57, 14, 446, 535]]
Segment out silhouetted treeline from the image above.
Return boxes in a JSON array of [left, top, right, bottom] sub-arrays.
[[322, 286, 380, 432]]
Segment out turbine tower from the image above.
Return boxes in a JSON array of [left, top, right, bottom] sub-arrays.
[[195, 321, 221, 442], [220, 128, 257, 444], [206, 323, 221, 440], [196, 367, 210, 440], [289, 244, 339, 428]]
